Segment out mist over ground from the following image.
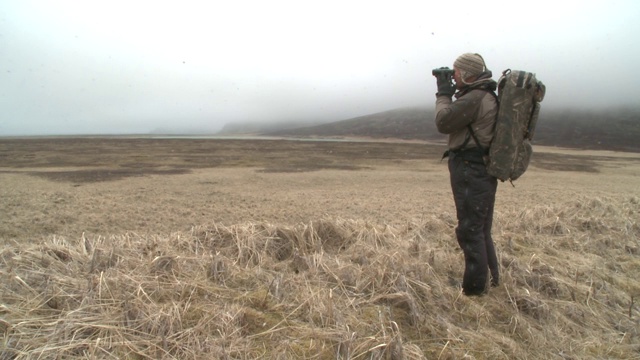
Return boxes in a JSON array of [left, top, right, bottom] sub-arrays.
[[1, 1, 639, 136]]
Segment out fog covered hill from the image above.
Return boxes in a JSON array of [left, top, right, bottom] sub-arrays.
[[265, 107, 444, 141], [273, 107, 640, 152], [218, 107, 640, 152], [533, 108, 640, 152]]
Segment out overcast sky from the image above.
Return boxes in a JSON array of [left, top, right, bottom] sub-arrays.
[[1, 0, 639, 135]]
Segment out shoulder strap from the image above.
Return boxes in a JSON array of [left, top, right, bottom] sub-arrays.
[[466, 89, 499, 154], [466, 125, 485, 154]]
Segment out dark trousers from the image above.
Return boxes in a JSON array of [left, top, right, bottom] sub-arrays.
[[448, 150, 498, 295]]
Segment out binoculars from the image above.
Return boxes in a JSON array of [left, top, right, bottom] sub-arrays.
[[432, 67, 454, 77]]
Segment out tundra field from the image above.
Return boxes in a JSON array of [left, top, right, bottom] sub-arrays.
[[1, 137, 640, 359]]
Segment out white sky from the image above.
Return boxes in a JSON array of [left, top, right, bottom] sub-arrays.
[[1, 0, 639, 135]]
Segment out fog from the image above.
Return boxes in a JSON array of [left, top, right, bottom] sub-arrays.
[[1, 0, 639, 135]]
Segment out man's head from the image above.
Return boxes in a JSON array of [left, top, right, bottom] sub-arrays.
[[453, 53, 486, 88]]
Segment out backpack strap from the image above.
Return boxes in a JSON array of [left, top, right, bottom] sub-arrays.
[[466, 125, 486, 154], [466, 89, 499, 155], [441, 131, 473, 161]]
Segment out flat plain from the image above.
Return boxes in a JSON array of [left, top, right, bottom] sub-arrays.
[[1, 137, 640, 359], [2, 137, 638, 240]]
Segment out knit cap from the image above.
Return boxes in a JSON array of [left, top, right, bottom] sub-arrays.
[[453, 53, 486, 77]]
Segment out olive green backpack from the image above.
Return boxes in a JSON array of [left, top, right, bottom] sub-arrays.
[[486, 69, 546, 183]]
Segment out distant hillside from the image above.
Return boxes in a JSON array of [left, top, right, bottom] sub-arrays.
[[266, 107, 443, 141], [259, 107, 640, 152], [533, 108, 640, 151]]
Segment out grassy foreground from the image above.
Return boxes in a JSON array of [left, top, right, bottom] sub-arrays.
[[2, 196, 639, 359]]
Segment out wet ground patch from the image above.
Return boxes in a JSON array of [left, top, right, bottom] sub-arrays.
[[531, 153, 601, 173], [28, 168, 190, 183]]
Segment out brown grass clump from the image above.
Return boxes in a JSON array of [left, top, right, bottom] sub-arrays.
[[1, 196, 640, 359]]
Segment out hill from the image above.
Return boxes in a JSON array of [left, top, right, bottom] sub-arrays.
[[266, 107, 444, 142], [534, 108, 640, 151], [230, 107, 640, 152]]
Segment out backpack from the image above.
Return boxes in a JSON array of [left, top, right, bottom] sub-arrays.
[[485, 69, 545, 183]]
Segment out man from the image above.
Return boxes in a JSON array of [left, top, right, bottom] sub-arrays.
[[433, 53, 499, 296]]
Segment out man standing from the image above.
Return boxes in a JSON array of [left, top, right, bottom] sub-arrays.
[[433, 53, 499, 296]]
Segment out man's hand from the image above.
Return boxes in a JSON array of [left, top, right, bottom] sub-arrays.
[[434, 68, 456, 97]]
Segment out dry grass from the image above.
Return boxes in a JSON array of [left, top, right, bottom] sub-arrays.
[[2, 196, 639, 359], [1, 138, 640, 359]]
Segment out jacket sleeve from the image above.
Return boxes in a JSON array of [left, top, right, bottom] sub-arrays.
[[435, 92, 482, 134]]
